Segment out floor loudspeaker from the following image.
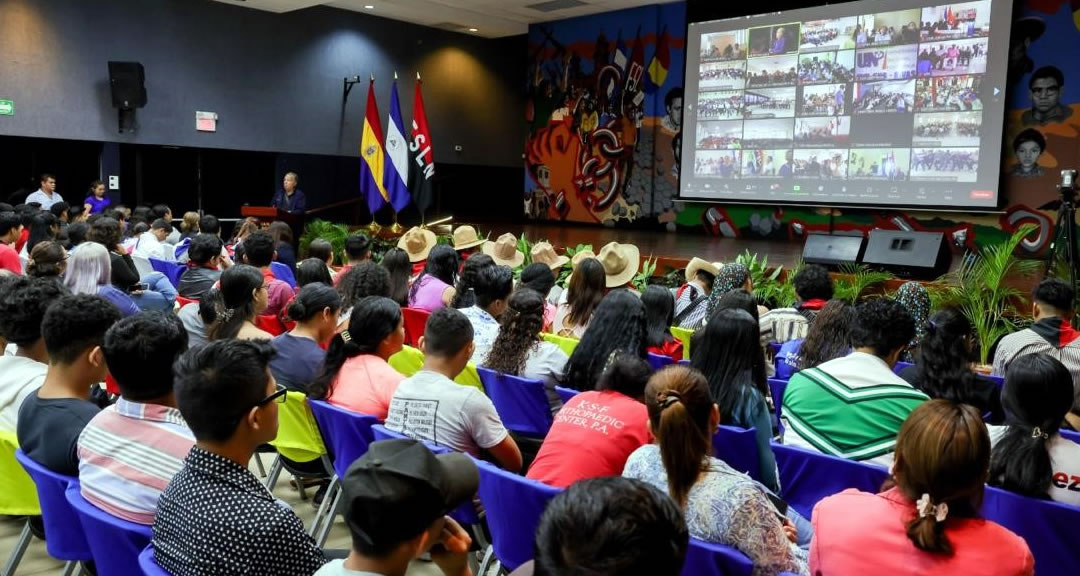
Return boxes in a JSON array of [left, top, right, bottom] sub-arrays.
[[862, 229, 952, 279], [801, 234, 865, 268]]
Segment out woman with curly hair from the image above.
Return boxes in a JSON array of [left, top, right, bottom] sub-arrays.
[[775, 299, 856, 379], [336, 260, 391, 329], [483, 287, 568, 414], [563, 290, 648, 391]]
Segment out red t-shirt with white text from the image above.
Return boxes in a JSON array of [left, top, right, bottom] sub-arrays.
[[0, 243, 22, 275]]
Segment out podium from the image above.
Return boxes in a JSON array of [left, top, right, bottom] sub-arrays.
[[240, 206, 304, 232]]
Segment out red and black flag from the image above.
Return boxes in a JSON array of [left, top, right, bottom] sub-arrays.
[[409, 78, 435, 215]]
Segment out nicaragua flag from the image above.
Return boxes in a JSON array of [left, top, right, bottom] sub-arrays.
[[360, 79, 389, 216], [384, 81, 412, 212]]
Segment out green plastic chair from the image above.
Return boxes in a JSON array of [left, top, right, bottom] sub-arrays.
[[541, 333, 579, 356], [671, 326, 694, 360], [269, 391, 327, 464], [0, 429, 41, 576], [388, 346, 484, 393]]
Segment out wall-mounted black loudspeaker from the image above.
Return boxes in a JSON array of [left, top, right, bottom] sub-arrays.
[[802, 234, 865, 268], [108, 61, 146, 133], [862, 229, 952, 279]]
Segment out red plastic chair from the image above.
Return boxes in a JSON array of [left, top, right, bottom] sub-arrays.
[[254, 314, 287, 336], [175, 295, 198, 309], [401, 308, 431, 348]]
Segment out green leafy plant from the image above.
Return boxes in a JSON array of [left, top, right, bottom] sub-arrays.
[[557, 244, 593, 287], [517, 233, 536, 269], [299, 219, 351, 264], [632, 255, 658, 293], [736, 250, 791, 308], [833, 263, 894, 304]]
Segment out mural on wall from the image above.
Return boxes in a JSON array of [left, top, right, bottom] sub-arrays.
[[526, 0, 1080, 253]]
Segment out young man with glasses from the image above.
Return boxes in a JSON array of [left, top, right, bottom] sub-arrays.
[[153, 339, 328, 576]]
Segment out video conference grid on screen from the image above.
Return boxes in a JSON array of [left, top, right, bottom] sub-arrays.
[[681, 0, 1013, 209]]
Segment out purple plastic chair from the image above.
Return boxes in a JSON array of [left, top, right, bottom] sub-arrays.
[[474, 458, 562, 574], [14, 450, 92, 570], [712, 426, 762, 484], [773, 442, 889, 518], [768, 377, 787, 426], [148, 258, 185, 289], [892, 361, 914, 374], [555, 386, 578, 405], [1061, 429, 1080, 444], [476, 367, 553, 438], [372, 424, 448, 454], [270, 261, 298, 289], [647, 352, 675, 371], [65, 485, 152, 575], [138, 545, 171, 576], [680, 538, 754, 576], [982, 484, 1080, 575]]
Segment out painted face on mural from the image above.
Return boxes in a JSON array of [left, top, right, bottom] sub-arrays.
[[1016, 140, 1042, 171], [1030, 78, 1061, 113], [667, 97, 683, 129]]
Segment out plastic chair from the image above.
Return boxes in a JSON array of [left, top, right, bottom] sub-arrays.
[[138, 546, 172, 576], [773, 442, 889, 518], [474, 458, 562, 574], [270, 261, 298, 289], [254, 313, 287, 336], [648, 352, 675, 371], [892, 361, 914, 375], [982, 484, 1080, 575], [131, 254, 154, 278], [266, 391, 331, 491], [476, 368, 553, 438], [402, 307, 431, 347], [555, 386, 578, 405], [388, 345, 425, 377], [14, 450, 93, 570], [768, 377, 788, 430], [65, 485, 152, 575], [1062, 429, 1080, 444], [175, 295, 198, 308], [456, 362, 485, 392], [148, 258, 185, 289], [712, 426, 762, 484], [671, 326, 693, 360], [680, 538, 754, 576], [767, 342, 781, 357], [540, 332, 579, 356], [0, 431, 40, 576]]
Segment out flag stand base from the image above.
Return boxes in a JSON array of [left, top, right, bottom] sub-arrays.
[[389, 213, 404, 234], [367, 220, 382, 235]]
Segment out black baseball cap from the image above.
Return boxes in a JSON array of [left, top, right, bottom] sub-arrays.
[[343, 439, 479, 550]]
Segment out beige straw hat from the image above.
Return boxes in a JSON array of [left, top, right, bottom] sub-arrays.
[[481, 233, 526, 267], [397, 227, 438, 263], [530, 242, 570, 272], [452, 225, 485, 251], [597, 241, 640, 288], [685, 257, 722, 283]]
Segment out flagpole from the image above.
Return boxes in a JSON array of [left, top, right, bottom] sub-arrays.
[[417, 70, 425, 227], [387, 70, 406, 235], [367, 72, 381, 236]]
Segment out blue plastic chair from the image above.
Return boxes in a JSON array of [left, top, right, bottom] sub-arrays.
[[680, 538, 754, 576], [372, 424, 448, 454], [14, 450, 93, 569], [892, 361, 914, 374], [474, 458, 562, 574], [712, 426, 762, 483], [65, 485, 152, 575], [148, 258, 185, 289], [768, 377, 787, 429], [647, 352, 674, 371], [555, 386, 578, 405], [270, 261, 298, 289], [1061, 429, 1080, 444], [767, 342, 781, 357], [138, 545, 172, 576], [982, 484, 1080, 575], [773, 442, 889, 518], [476, 367, 553, 438]]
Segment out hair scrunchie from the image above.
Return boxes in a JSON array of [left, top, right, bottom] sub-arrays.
[[916, 493, 948, 523]]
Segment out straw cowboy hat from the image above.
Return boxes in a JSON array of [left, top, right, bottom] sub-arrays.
[[452, 225, 485, 251], [685, 257, 721, 283], [570, 250, 596, 269], [530, 242, 569, 272], [482, 233, 526, 267], [397, 227, 438, 263], [597, 241, 640, 288]]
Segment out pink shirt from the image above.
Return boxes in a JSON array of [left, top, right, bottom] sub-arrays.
[[811, 488, 1034, 576], [408, 274, 451, 312], [261, 268, 295, 317], [0, 243, 22, 275], [327, 355, 404, 420]]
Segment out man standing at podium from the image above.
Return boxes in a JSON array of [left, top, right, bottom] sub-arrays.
[[271, 171, 306, 215]]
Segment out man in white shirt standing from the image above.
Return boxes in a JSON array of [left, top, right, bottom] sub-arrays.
[[25, 174, 63, 211]]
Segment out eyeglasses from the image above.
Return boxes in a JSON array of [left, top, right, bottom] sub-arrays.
[[256, 384, 288, 407]]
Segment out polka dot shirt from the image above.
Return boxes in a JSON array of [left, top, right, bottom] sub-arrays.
[[151, 447, 327, 575]]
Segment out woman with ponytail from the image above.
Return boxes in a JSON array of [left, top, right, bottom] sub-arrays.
[[309, 296, 405, 419], [624, 365, 808, 576], [811, 399, 1033, 575], [206, 264, 272, 341], [451, 253, 494, 309], [269, 284, 342, 393], [989, 354, 1080, 505]]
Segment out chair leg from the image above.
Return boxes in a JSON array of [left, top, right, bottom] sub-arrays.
[[264, 455, 283, 491], [296, 475, 308, 500], [253, 452, 267, 477], [478, 545, 495, 576], [59, 561, 77, 576], [309, 475, 339, 538], [315, 486, 344, 547], [0, 519, 33, 576]]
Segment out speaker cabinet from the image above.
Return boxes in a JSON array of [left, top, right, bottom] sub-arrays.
[[108, 61, 147, 109], [802, 234, 865, 268], [862, 229, 952, 279]]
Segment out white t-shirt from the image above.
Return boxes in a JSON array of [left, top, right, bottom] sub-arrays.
[[313, 559, 380, 575], [521, 340, 569, 413], [385, 370, 508, 457], [25, 189, 64, 210], [133, 233, 169, 261], [988, 425, 1080, 507], [0, 356, 48, 434]]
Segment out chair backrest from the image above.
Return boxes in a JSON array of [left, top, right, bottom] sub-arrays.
[[306, 399, 379, 479], [388, 345, 425, 377], [254, 313, 287, 336], [0, 430, 39, 516], [773, 442, 889, 518], [767, 342, 781, 357], [131, 254, 155, 277], [680, 538, 754, 576], [456, 362, 484, 392], [670, 326, 693, 360], [14, 449, 92, 562], [1061, 429, 1080, 444], [892, 361, 914, 375], [712, 426, 762, 484], [401, 308, 431, 348], [138, 546, 172, 576], [148, 258, 185, 289], [540, 332, 579, 356], [768, 377, 787, 430], [474, 458, 562, 571], [270, 261, 298, 289], [476, 367, 553, 437], [648, 352, 675, 372], [982, 484, 1080, 575], [555, 386, 578, 405], [65, 485, 152, 575], [270, 391, 327, 463], [175, 295, 198, 309], [372, 424, 449, 454]]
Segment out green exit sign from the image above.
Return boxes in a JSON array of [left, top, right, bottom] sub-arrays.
[[0, 100, 12, 116]]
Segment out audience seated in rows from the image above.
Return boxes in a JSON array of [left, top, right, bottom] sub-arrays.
[[562, 290, 647, 391], [132, 218, 174, 261], [461, 264, 513, 364], [673, 257, 718, 329], [242, 231, 295, 317], [154, 339, 328, 575], [528, 353, 651, 488], [776, 299, 855, 380], [0, 277, 65, 432], [894, 281, 932, 363], [483, 287, 568, 414], [87, 216, 177, 311], [64, 242, 140, 317], [317, 439, 478, 576], [811, 400, 1034, 575], [385, 307, 522, 472], [77, 311, 193, 524], [26, 240, 67, 279], [642, 284, 684, 361], [381, 247, 411, 307], [623, 365, 809, 575], [518, 262, 558, 331], [336, 260, 392, 329], [206, 264, 273, 341], [450, 252, 494, 309], [989, 354, 1080, 506], [17, 294, 119, 476], [760, 264, 834, 345], [899, 308, 1004, 422], [178, 233, 227, 299], [311, 296, 405, 419], [407, 243, 458, 312], [783, 298, 929, 467], [270, 284, 341, 392], [552, 256, 604, 338]]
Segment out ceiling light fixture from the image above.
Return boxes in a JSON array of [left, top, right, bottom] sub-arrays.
[[468, 27, 479, 32], [364, 4, 374, 8]]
